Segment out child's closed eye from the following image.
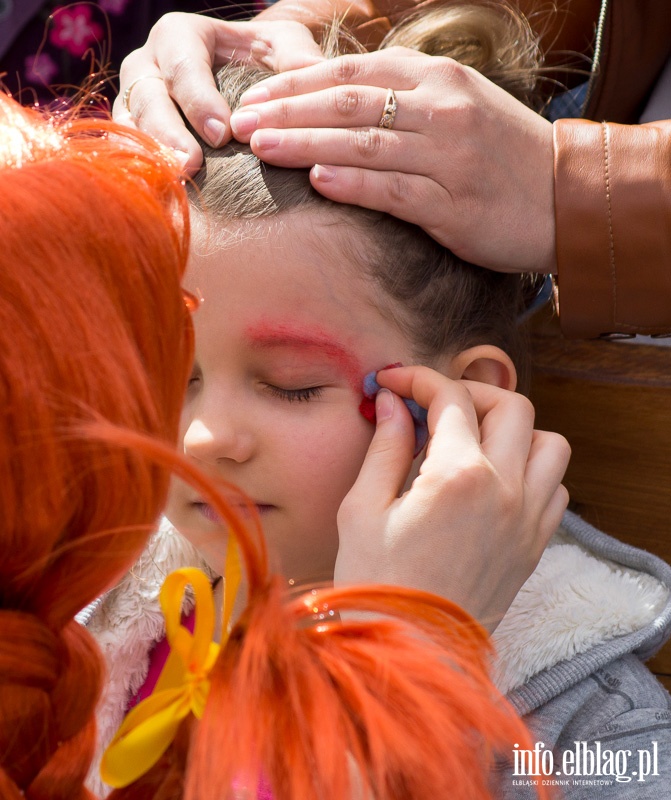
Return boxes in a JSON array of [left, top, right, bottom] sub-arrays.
[[264, 384, 324, 403]]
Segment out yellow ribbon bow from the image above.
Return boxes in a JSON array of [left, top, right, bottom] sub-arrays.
[[100, 541, 241, 788]]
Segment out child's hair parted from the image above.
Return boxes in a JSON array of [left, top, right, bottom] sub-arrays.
[[189, 0, 545, 391], [0, 92, 193, 796]]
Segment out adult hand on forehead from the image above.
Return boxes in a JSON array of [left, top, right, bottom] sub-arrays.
[[113, 13, 325, 172], [335, 366, 570, 634], [229, 48, 556, 274]]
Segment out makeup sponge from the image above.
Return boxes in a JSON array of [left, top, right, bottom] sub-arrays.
[[359, 364, 429, 457]]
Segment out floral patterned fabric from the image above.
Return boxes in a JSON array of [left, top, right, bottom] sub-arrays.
[[0, 1, 263, 108]]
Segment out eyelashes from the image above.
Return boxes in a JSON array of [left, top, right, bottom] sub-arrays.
[[186, 371, 324, 403], [264, 385, 324, 403]]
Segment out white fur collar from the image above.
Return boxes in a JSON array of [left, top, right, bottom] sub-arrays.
[[492, 528, 669, 695], [86, 519, 211, 796]]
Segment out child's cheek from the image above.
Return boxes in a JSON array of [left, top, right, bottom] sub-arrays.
[[308, 405, 372, 477]]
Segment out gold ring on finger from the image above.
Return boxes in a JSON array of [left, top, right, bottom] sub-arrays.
[[378, 88, 398, 129], [122, 74, 165, 114]]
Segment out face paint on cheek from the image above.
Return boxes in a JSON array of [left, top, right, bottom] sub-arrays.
[[358, 362, 429, 457]]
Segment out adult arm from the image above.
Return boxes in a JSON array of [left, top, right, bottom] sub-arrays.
[[255, 0, 671, 338], [335, 366, 571, 633], [231, 52, 671, 339], [115, 2, 671, 337]]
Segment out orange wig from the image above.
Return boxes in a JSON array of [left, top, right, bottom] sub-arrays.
[[0, 92, 192, 796]]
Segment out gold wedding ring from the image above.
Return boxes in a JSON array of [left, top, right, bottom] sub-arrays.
[[122, 74, 165, 114], [378, 88, 398, 129]]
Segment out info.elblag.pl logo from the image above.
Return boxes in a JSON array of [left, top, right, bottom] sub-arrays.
[[512, 741, 660, 785]]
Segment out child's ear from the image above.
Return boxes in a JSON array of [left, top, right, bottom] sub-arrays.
[[447, 345, 518, 392]]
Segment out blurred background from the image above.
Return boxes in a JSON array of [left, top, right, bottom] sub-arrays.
[[0, 1, 264, 108]]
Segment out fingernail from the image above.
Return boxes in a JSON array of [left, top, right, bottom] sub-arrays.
[[230, 110, 259, 137], [376, 389, 395, 421], [203, 117, 227, 148], [253, 130, 280, 150], [240, 85, 269, 105], [313, 164, 337, 182], [171, 148, 190, 170]]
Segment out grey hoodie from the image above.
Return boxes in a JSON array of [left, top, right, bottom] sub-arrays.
[[84, 511, 671, 798], [495, 511, 671, 798]]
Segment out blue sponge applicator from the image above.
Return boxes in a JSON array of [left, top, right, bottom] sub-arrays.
[[359, 365, 429, 457]]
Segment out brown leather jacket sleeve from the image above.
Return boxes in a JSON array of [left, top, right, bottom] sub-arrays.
[[554, 118, 671, 338]]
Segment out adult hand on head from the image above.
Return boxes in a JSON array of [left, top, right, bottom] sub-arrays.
[[229, 48, 556, 274], [113, 12, 325, 172], [334, 366, 570, 633]]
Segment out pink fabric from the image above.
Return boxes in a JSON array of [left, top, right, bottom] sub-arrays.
[[126, 606, 196, 712]]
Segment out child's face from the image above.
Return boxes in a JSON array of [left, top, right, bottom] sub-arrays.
[[165, 210, 419, 584]]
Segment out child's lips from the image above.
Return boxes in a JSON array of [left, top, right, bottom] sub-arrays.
[[192, 501, 274, 524]]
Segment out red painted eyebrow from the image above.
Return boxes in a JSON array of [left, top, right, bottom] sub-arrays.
[[244, 323, 362, 384]]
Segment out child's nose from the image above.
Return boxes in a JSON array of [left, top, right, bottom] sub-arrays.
[[183, 415, 254, 465]]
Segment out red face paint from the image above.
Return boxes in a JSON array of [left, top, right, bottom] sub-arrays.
[[358, 396, 377, 423], [244, 321, 363, 391], [358, 363, 403, 425]]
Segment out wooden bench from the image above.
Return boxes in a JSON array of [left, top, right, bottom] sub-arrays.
[[529, 313, 671, 690]]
